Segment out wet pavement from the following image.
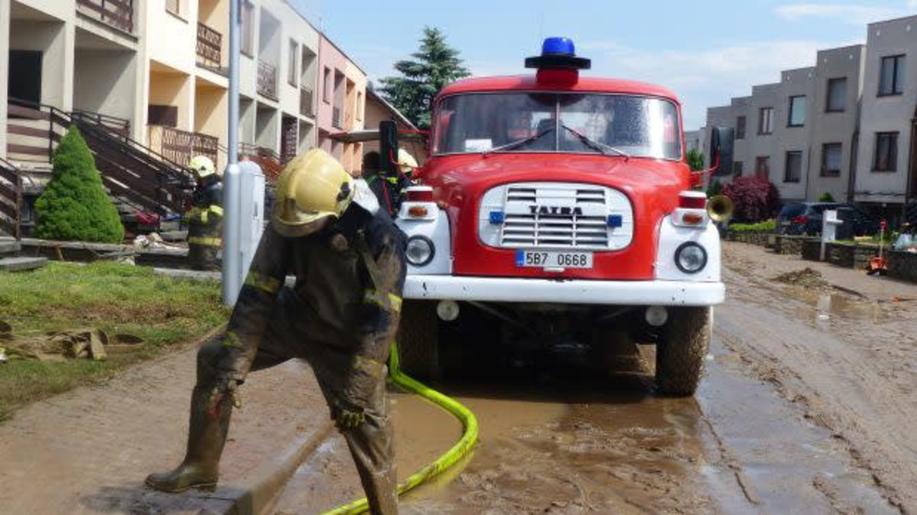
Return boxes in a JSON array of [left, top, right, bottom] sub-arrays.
[[269, 243, 913, 514]]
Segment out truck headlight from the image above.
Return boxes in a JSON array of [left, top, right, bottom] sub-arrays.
[[406, 235, 435, 266], [674, 242, 707, 274]]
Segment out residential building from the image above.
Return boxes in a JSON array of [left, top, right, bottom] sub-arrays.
[[854, 16, 917, 209], [698, 14, 916, 216], [362, 86, 424, 166], [316, 34, 367, 174]]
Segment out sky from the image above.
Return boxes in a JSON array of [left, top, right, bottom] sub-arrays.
[[290, 0, 917, 129]]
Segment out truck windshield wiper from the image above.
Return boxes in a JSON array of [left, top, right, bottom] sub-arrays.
[[483, 127, 555, 155], [561, 123, 630, 161]]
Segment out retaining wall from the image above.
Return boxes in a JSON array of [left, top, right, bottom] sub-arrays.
[[887, 251, 917, 283]]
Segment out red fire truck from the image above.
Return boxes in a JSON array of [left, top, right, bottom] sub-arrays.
[[394, 37, 726, 395]]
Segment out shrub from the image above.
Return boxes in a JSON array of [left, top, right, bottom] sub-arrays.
[[818, 192, 835, 202], [722, 176, 780, 222], [687, 148, 705, 171], [706, 178, 723, 197], [730, 219, 776, 232], [35, 126, 124, 243]]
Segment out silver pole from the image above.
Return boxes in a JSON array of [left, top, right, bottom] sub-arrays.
[[222, 0, 242, 305]]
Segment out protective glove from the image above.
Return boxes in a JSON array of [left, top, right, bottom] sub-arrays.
[[333, 400, 366, 430], [333, 355, 386, 430]]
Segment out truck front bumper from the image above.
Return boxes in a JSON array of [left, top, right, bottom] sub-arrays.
[[404, 275, 725, 306]]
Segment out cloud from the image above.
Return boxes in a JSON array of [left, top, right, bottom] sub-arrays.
[[581, 39, 846, 128], [775, 3, 907, 24]]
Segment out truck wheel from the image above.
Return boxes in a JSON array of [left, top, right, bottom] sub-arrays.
[[655, 307, 711, 396], [396, 300, 440, 380]]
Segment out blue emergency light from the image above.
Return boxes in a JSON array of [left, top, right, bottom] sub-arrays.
[[525, 37, 591, 70]]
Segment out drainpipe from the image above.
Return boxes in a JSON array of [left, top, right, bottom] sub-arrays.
[[222, 0, 242, 305]]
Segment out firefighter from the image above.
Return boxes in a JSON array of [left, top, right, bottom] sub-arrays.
[[186, 155, 224, 271], [147, 149, 406, 515], [362, 149, 416, 217]]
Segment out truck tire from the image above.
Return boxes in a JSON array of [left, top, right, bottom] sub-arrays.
[[655, 307, 711, 396], [396, 300, 440, 380]]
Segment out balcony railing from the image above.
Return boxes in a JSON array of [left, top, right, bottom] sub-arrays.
[[332, 106, 343, 129], [196, 22, 222, 71], [257, 60, 278, 100], [148, 125, 218, 168], [299, 87, 314, 117], [76, 0, 134, 33]]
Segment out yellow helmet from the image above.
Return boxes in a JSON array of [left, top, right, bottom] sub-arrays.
[[189, 155, 217, 179], [272, 149, 354, 237], [397, 149, 418, 175]]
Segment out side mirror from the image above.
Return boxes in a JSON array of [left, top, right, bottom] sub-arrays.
[[709, 127, 734, 177]]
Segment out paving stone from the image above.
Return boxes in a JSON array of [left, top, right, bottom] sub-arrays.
[[0, 256, 47, 272]]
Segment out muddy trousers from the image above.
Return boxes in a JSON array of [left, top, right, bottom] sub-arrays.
[[183, 292, 397, 514]]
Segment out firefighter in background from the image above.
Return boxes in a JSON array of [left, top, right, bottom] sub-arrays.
[[186, 156, 224, 271], [147, 149, 407, 514], [362, 149, 417, 217]]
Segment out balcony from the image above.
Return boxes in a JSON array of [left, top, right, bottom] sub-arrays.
[[299, 87, 314, 117], [257, 60, 278, 101], [196, 22, 222, 72], [148, 125, 218, 168], [76, 0, 134, 33]]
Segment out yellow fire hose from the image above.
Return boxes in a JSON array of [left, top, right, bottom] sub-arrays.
[[321, 343, 480, 514]]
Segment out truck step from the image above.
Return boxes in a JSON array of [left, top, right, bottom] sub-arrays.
[[0, 256, 47, 272]]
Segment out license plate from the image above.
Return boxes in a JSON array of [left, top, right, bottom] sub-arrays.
[[515, 250, 593, 269]]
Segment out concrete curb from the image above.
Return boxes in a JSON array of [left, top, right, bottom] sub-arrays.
[[226, 421, 336, 515]]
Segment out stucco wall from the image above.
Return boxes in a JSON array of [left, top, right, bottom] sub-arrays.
[[10, 19, 72, 110], [807, 45, 864, 203], [773, 67, 816, 201], [73, 49, 138, 122], [854, 15, 917, 204]]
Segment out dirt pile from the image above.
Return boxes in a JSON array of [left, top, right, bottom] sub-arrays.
[[771, 268, 827, 288]]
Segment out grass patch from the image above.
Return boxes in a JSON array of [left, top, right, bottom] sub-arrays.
[[0, 262, 228, 421]]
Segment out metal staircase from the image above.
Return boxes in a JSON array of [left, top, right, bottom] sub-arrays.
[[6, 98, 196, 228]]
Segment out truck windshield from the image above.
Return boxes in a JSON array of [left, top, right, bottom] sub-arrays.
[[433, 93, 681, 159]]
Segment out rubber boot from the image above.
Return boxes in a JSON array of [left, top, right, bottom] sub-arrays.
[[145, 385, 232, 493]]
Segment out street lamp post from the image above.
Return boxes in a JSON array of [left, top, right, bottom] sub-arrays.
[[222, 0, 242, 305]]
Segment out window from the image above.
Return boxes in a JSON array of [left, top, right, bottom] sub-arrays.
[[755, 156, 770, 178], [784, 151, 802, 183], [878, 55, 905, 96], [826, 78, 846, 112], [288, 40, 298, 86], [322, 67, 332, 103], [788, 96, 806, 127], [873, 132, 898, 172], [356, 91, 363, 121], [736, 116, 746, 140], [821, 143, 842, 177], [241, 1, 254, 56], [758, 107, 774, 135], [733, 161, 743, 177]]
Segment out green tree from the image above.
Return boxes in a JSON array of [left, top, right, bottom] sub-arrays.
[[379, 26, 470, 129], [818, 192, 835, 202], [686, 148, 705, 171], [35, 126, 124, 243]]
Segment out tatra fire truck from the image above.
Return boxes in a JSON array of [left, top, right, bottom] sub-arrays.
[[393, 37, 726, 396]]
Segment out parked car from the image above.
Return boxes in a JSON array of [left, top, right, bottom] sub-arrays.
[[777, 202, 878, 236]]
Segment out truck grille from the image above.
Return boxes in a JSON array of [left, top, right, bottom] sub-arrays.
[[501, 186, 609, 249]]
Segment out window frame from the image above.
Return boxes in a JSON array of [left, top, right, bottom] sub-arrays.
[[732, 161, 743, 177], [820, 143, 842, 177], [758, 107, 774, 135], [872, 131, 898, 172], [787, 95, 806, 127], [736, 115, 746, 140], [825, 77, 847, 113], [322, 67, 332, 104], [878, 54, 905, 97], [784, 150, 803, 183], [755, 155, 770, 178]]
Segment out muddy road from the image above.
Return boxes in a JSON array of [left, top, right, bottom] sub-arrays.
[[269, 243, 915, 514]]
